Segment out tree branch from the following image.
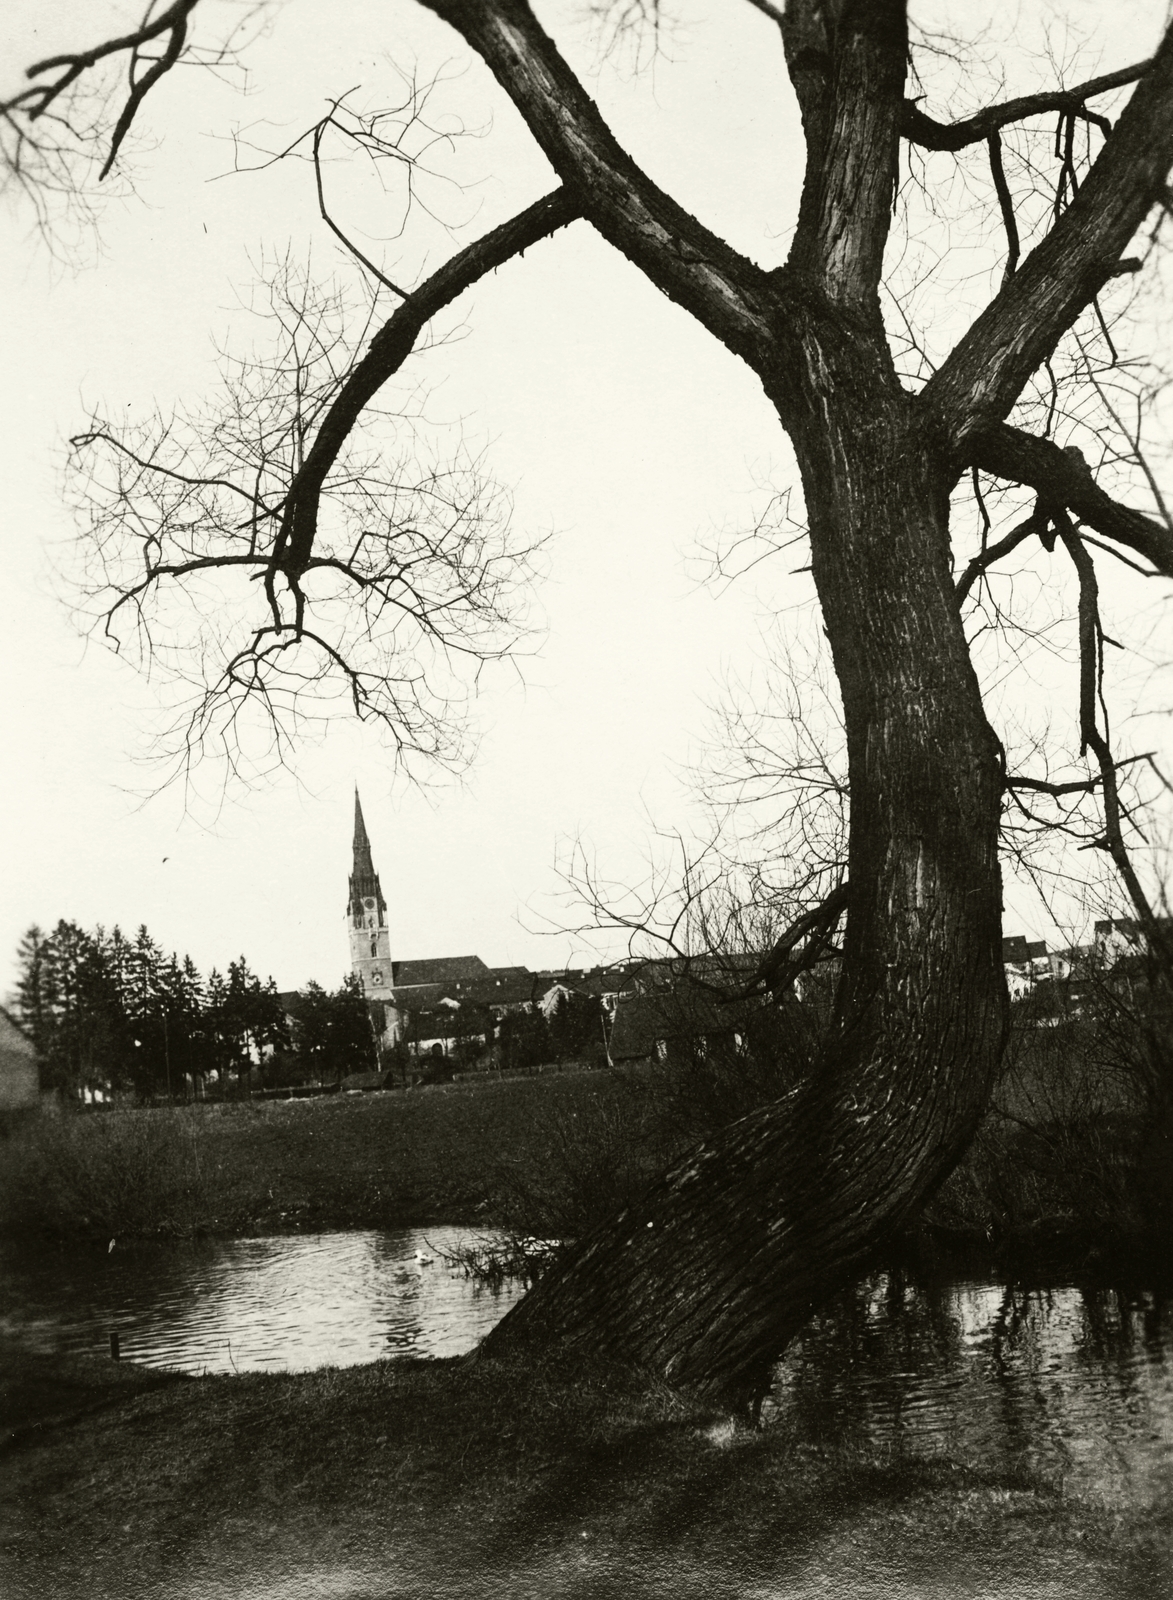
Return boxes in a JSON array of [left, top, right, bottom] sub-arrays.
[[1058, 524, 1168, 958], [417, 0, 774, 364], [985, 132, 1020, 283], [780, 0, 908, 307], [742, 0, 786, 25], [970, 425, 1173, 579], [921, 28, 1173, 446], [736, 882, 849, 1000], [100, 4, 192, 180], [954, 507, 1044, 605], [902, 58, 1150, 151], [1006, 753, 1152, 797], [6, 0, 201, 179], [275, 185, 582, 581]]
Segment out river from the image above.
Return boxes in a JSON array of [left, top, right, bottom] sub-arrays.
[[2, 1230, 1170, 1506], [0, 1228, 526, 1374]]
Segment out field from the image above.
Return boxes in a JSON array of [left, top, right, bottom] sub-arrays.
[[2, 1044, 1167, 1276]]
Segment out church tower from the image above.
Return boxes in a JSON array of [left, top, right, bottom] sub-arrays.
[[347, 790, 392, 996]]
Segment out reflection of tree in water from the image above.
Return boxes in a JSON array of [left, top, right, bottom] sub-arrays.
[[771, 1272, 966, 1452], [1071, 1287, 1173, 1493], [988, 1287, 1061, 1480], [770, 1276, 1173, 1502]]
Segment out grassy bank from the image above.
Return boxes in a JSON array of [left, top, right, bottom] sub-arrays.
[[2, 1335, 1170, 1599], [0, 1071, 656, 1241], [3, 1039, 1169, 1279]]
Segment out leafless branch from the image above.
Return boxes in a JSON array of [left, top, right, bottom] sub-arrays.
[[65, 255, 556, 788], [902, 58, 1150, 151]]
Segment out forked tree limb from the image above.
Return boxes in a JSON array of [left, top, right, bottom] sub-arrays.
[[922, 29, 1173, 444], [1006, 752, 1157, 799], [417, 0, 776, 365], [970, 425, 1173, 578], [779, 0, 908, 307], [902, 59, 1151, 151], [273, 186, 582, 585], [954, 507, 1046, 604], [1058, 526, 1169, 956], [3, 0, 201, 177], [737, 882, 850, 1000]]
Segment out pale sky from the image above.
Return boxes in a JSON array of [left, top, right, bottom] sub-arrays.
[[2, 0, 1171, 998]]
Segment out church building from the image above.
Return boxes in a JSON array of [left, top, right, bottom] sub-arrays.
[[345, 790, 625, 1060]]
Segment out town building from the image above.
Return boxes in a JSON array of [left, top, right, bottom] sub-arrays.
[[0, 1006, 40, 1114], [345, 797, 1148, 1061], [1000, 934, 1070, 999], [344, 794, 597, 1058]]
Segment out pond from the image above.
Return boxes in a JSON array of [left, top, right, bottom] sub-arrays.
[[2, 1231, 1170, 1507], [0, 1228, 525, 1375]]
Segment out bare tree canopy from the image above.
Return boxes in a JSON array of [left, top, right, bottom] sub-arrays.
[[6, 0, 1173, 1399]]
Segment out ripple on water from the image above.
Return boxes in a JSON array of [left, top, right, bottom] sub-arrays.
[[1, 1227, 526, 1375], [771, 1275, 1173, 1505]]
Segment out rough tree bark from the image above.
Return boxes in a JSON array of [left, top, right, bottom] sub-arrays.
[[448, 0, 1173, 1396]]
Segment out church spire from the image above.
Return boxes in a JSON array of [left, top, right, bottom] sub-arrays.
[[346, 788, 386, 923], [353, 787, 374, 876], [347, 789, 390, 997]]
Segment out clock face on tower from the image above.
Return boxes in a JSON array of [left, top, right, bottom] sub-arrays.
[[363, 897, 375, 910]]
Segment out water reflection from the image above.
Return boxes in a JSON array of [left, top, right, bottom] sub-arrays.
[[771, 1275, 1173, 1505], [3, 1235, 1172, 1507], [0, 1228, 525, 1375]]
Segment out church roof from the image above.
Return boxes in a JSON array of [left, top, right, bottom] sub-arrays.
[[390, 955, 490, 988], [387, 964, 544, 1009]]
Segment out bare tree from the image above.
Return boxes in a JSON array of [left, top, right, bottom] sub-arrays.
[[6, 1, 1173, 1401], [66, 258, 547, 787]]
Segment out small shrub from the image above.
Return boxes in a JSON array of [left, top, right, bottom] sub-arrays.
[[0, 1106, 212, 1239], [486, 1082, 661, 1241]]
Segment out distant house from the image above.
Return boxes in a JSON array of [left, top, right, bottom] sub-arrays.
[[609, 989, 737, 1066], [1090, 916, 1173, 969], [1001, 935, 1064, 999], [607, 960, 763, 1067], [0, 1006, 40, 1112]]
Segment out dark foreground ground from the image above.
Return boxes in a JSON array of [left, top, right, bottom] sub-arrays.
[[2, 1336, 1171, 1600]]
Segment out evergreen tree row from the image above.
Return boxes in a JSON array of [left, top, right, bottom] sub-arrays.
[[10, 923, 374, 1101]]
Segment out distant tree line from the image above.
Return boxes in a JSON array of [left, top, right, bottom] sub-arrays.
[[275, 976, 377, 1086], [10, 922, 375, 1102]]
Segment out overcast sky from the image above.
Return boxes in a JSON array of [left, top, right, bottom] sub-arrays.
[[2, 0, 1171, 999]]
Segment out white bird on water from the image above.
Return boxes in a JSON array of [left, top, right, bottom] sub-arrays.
[[414, 1249, 434, 1266]]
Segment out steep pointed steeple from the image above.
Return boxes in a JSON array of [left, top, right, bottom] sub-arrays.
[[347, 788, 390, 996], [347, 788, 387, 923], [352, 788, 374, 876]]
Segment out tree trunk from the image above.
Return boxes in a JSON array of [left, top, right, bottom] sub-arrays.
[[479, 377, 1008, 1399]]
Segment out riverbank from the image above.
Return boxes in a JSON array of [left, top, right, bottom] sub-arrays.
[[0, 1070, 651, 1241], [3, 1063, 1168, 1281], [2, 1335, 1170, 1599]]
